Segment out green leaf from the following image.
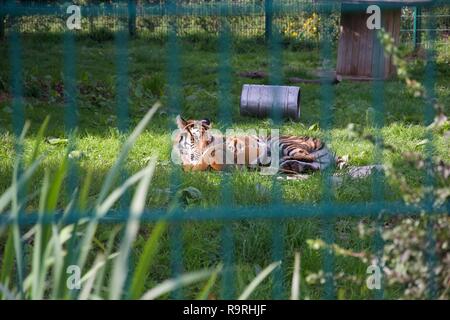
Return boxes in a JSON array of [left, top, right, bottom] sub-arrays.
[[178, 186, 203, 205], [46, 137, 69, 145], [308, 123, 319, 131]]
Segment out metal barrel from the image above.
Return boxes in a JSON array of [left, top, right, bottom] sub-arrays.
[[240, 84, 301, 120]]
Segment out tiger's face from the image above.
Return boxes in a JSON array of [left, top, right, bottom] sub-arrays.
[[173, 115, 213, 171]]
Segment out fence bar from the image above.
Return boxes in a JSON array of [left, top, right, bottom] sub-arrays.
[[218, 16, 235, 299], [115, 31, 129, 132], [414, 6, 422, 48], [64, 29, 78, 198], [319, 2, 336, 300], [371, 24, 386, 300], [265, 0, 273, 41], [114, 11, 134, 298], [1, 201, 448, 227], [166, 0, 184, 300], [423, 12, 438, 300], [267, 16, 285, 299], [8, 0, 25, 297], [62, 29, 80, 299]]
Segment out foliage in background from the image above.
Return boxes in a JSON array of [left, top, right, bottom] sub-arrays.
[[2, 1, 448, 47], [305, 30, 449, 300]]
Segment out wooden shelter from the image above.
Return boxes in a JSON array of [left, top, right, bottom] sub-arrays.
[[320, 0, 432, 80]]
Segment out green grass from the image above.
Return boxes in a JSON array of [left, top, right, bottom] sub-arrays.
[[0, 34, 449, 299]]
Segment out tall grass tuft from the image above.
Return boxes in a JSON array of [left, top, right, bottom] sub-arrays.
[[0, 103, 219, 300], [0, 102, 283, 300]]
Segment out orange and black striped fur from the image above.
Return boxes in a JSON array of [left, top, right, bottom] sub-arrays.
[[173, 116, 335, 174]]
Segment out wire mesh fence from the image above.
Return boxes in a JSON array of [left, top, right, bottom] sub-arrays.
[[0, 0, 449, 300], [2, 1, 449, 44]]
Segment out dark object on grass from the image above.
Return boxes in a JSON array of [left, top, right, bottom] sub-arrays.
[[178, 186, 203, 205], [238, 70, 341, 85], [288, 75, 342, 85], [238, 71, 268, 79], [240, 84, 301, 120]]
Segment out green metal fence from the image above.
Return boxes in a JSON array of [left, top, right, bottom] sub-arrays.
[[2, 1, 448, 44], [401, 6, 450, 47], [0, 0, 449, 300]]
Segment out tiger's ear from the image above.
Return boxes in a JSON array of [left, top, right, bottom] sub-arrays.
[[202, 118, 211, 128], [176, 115, 187, 130]]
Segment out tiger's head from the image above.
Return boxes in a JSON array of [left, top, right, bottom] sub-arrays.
[[173, 115, 214, 171]]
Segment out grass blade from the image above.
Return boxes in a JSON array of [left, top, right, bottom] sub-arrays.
[[291, 252, 301, 300], [140, 269, 214, 300], [51, 224, 64, 299], [96, 166, 153, 217], [238, 261, 281, 300], [96, 102, 160, 206], [0, 283, 15, 300], [78, 252, 119, 300], [79, 255, 104, 300], [196, 264, 223, 300], [0, 155, 45, 213], [31, 171, 49, 299], [78, 104, 159, 272], [45, 154, 68, 212], [0, 230, 15, 299], [81, 252, 119, 285], [93, 226, 122, 297], [30, 116, 50, 162], [129, 220, 168, 299], [109, 158, 157, 299], [78, 167, 93, 212], [78, 165, 156, 272]]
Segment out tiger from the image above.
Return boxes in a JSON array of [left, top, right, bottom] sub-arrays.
[[173, 115, 336, 174]]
